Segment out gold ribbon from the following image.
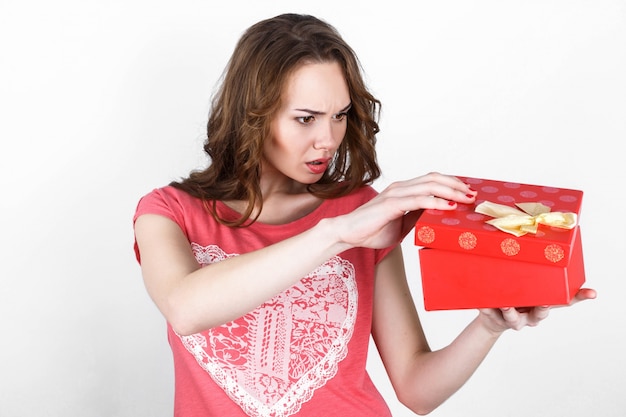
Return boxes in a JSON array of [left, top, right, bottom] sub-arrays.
[[475, 201, 577, 237]]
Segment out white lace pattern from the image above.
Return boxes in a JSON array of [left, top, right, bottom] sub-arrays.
[[178, 244, 358, 417]]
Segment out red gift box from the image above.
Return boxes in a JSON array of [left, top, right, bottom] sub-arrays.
[[415, 176, 586, 310]]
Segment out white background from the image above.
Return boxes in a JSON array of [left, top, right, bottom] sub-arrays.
[[1, 1, 624, 416]]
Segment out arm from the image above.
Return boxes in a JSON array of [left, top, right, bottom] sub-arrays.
[[135, 172, 477, 335], [371, 246, 597, 415], [134, 214, 349, 335], [371, 246, 501, 415]]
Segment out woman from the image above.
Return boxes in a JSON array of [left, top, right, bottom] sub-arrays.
[[133, 13, 595, 417]]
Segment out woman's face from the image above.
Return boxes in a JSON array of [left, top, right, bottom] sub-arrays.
[[263, 61, 351, 187]]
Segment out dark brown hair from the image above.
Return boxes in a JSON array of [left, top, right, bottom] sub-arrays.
[[171, 13, 382, 226]]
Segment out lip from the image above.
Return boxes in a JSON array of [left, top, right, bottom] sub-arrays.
[[306, 158, 330, 174]]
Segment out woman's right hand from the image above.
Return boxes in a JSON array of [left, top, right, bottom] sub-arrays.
[[334, 172, 477, 249]]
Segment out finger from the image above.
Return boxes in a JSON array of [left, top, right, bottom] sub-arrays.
[[380, 189, 463, 214], [477, 308, 510, 333], [500, 307, 525, 330], [422, 183, 477, 206], [419, 172, 478, 198], [573, 288, 597, 304], [549, 288, 597, 309], [417, 172, 470, 191], [377, 175, 477, 216], [387, 174, 476, 201], [527, 306, 551, 326], [418, 180, 476, 202], [478, 307, 507, 324]]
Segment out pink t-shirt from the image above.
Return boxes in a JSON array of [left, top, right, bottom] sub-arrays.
[[133, 185, 395, 417]]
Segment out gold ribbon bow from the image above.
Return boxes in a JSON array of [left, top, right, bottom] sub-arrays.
[[475, 201, 577, 237]]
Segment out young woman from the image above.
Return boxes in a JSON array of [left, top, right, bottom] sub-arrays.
[[133, 13, 595, 417]]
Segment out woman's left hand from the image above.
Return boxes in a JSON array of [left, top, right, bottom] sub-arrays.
[[478, 287, 597, 333]]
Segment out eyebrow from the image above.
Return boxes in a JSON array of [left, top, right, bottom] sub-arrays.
[[294, 103, 352, 115]]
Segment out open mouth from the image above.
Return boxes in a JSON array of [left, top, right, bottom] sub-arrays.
[[306, 159, 329, 174]]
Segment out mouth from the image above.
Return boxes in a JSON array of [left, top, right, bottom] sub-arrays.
[[307, 157, 330, 165], [306, 158, 330, 174]]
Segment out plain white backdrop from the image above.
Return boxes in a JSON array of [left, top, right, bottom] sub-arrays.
[[1, 1, 624, 416]]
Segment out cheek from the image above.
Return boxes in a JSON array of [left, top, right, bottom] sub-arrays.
[[265, 123, 286, 153], [274, 124, 310, 151], [265, 127, 297, 158], [334, 123, 348, 143], [267, 134, 290, 155]]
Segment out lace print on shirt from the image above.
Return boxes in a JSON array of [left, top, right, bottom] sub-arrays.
[[179, 244, 358, 417]]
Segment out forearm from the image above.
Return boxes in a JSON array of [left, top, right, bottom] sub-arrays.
[[400, 316, 503, 414], [166, 217, 350, 335]]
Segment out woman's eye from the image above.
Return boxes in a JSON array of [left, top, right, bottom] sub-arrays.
[[297, 115, 315, 124], [333, 112, 348, 121]]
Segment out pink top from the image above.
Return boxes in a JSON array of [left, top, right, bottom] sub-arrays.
[[133, 185, 395, 417]]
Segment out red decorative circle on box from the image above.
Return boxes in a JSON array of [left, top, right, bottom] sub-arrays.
[[520, 190, 538, 198], [497, 195, 516, 203], [458, 232, 477, 250], [544, 244, 565, 263], [466, 213, 485, 221], [417, 226, 435, 244], [540, 200, 556, 208], [466, 178, 484, 185], [500, 238, 520, 256]]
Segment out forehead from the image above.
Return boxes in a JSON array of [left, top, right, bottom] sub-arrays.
[[281, 61, 350, 106]]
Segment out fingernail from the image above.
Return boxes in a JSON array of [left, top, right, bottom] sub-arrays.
[[448, 201, 456, 206], [466, 193, 475, 198]]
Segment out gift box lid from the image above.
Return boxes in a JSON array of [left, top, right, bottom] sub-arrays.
[[414, 176, 584, 266]]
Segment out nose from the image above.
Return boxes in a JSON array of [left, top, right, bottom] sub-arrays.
[[313, 121, 343, 151]]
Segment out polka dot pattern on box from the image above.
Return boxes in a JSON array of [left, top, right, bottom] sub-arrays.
[[458, 232, 477, 250], [501, 238, 521, 256], [545, 244, 566, 263], [416, 226, 435, 244]]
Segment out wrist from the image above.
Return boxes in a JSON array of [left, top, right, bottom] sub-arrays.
[[315, 217, 353, 254], [474, 312, 507, 340]]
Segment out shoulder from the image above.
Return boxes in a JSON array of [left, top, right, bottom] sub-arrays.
[[133, 185, 203, 223], [138, 185, 198, 203]]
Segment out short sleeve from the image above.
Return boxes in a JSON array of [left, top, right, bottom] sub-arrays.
[[132, 187, 187, 264]]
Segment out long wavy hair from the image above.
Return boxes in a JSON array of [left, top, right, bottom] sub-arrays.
[[171, 13, 382, 226]]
